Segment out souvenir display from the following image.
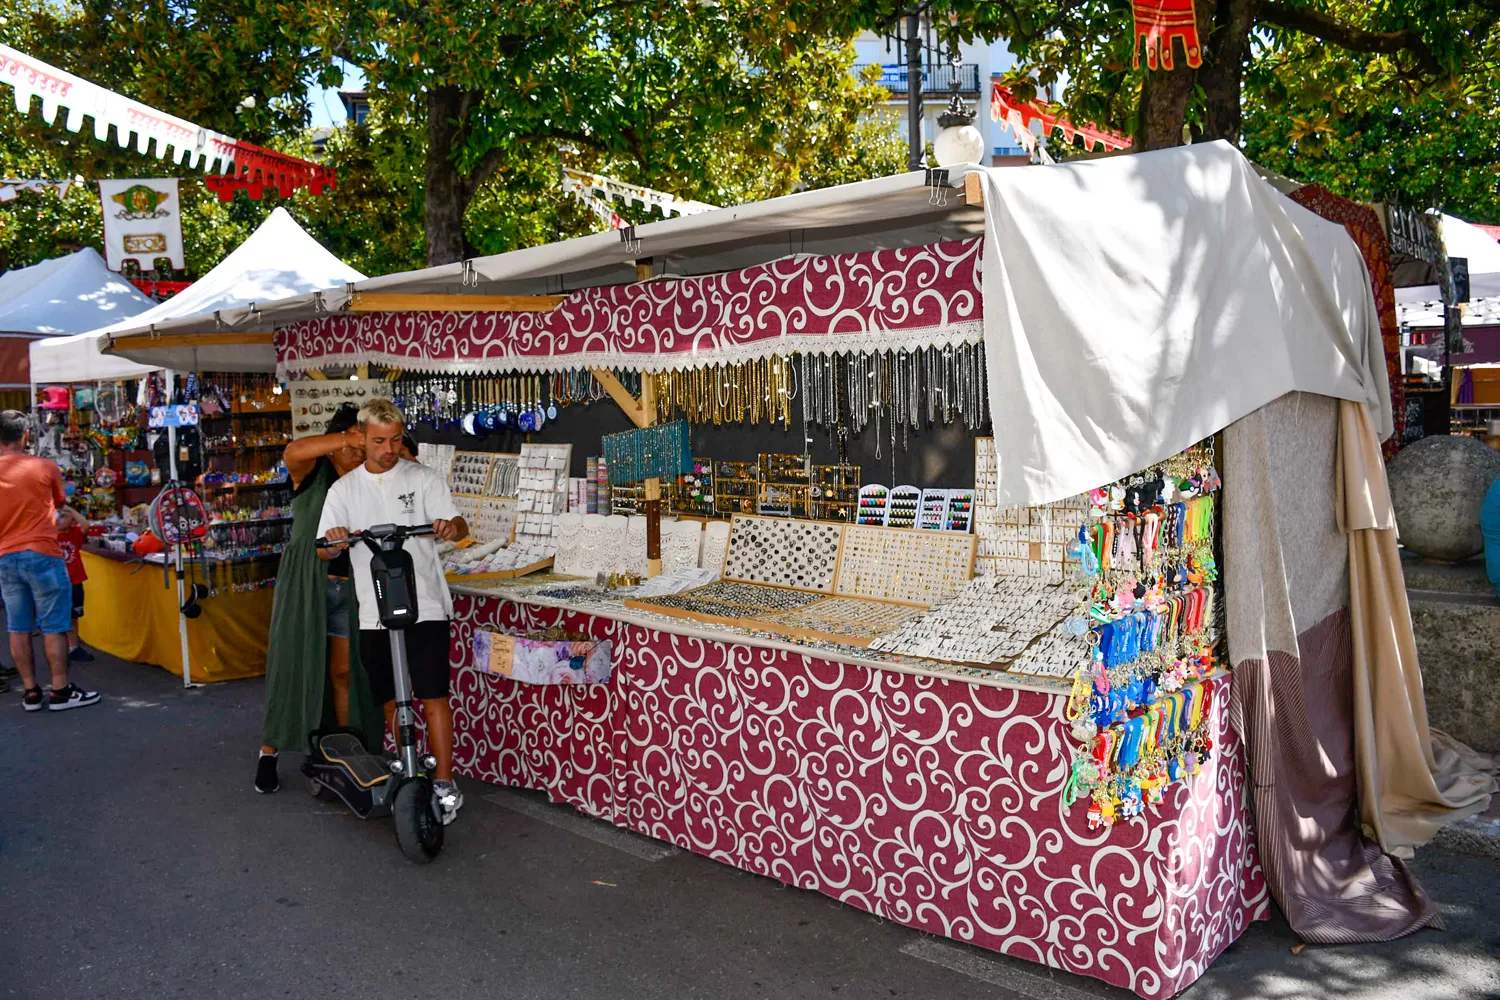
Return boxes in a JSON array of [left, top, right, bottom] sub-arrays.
[[602, 419, 693, 485], [392, 369, 618, 430], [973, 439, 1088, 581], [721, 515, 843, 593], [417, 443, 456, 485], [652, 357, 794, 428], [713, 461, 758, 516], [585, 457, 599, 513], [288, 379, 390, 439], [918, 488, 949, 530], [610, 484, 643, 516], [751, 597, 925, 646], [867, 577, 1074, 664], [628, 566, 721, 598], [554, 513, 631, 578], [514, 443, 572, 550], [794, 346, 990, 445], [449, 451, 496, 495], [884, 486, 920, 529], [485, 456, 519, 497], [669, 458, 715, 516], [856, 484, 890, 526], [699, 520, 731, 570], [833, 524, 975, 607], [943, 489, 974, 532]]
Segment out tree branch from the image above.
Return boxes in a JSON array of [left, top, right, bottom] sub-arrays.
[[1256, 2, 1441, 76]]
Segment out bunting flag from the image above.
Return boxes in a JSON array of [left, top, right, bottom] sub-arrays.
[[0, 178, 76, 201], [0, 43, 334, 199], [1132, 0, 1204, 70], [560, 167, 716, 230], [990, 84, 1132, 152]]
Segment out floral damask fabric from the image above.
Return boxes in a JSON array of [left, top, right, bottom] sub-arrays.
[[447, 593, 1268, 999], [277, 239, 984, 376]]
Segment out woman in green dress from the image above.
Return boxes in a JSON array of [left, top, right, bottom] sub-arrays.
[[255, 404, 382, 793]]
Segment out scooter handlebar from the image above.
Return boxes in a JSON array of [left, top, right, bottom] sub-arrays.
[[316, 523, 437, 548]]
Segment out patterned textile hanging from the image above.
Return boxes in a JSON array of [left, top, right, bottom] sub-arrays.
[[1132, 0, 1203, 70]]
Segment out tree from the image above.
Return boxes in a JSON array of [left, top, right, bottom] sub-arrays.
[[834, 1, 1499, 153], [1243, 10, 1500, 220], [276, 2, 906, 265]]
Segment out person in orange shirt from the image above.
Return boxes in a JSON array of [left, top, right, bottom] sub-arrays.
[[0, 410, 100, 711]]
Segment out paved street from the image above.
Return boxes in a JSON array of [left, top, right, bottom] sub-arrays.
[[3, 642, 1498, 1000]]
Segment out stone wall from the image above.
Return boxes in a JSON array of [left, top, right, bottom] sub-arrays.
[[1405, 555, 1500, 756]]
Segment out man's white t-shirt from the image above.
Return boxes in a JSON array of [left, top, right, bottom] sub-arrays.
[[316, 459, 460, 631]]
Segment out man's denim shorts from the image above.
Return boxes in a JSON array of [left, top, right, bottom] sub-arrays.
[[0, 550, 73, 635], [326, 577, 352, 639]]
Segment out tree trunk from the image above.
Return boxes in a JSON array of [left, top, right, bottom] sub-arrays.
[[1200, 0, 1259, 142], [425, 86, 470, 267]]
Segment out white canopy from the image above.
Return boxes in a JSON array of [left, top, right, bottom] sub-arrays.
[[1394, 213, 1500, 304], [978, 140, 1391, 507], [2, 248, 156, 385], [69, 206, 365, 375]]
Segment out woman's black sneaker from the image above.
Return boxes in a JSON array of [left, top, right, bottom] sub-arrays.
[[48, 683, 100, 712], [255, 753, 279, 793], [22, 686, 46, 712]]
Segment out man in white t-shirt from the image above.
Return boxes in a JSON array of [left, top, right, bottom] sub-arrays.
[[318, 398, 469, 822]]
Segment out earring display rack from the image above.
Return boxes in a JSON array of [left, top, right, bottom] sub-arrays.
[[626, 514, 979, 647], [834, 523, 976, 606], [857, 484, 890, 526], [289, 380, 390, 440], [713, 461, 758, 516], [885, 485, 921, 529], [670, 457, 716, 516], [514, 442, 572, 554]]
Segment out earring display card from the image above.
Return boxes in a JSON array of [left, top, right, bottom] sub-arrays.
[[885, 486, 921, 529], [467, 498, 517, 546], [722, 515, 843, 593], [918, 489, 949, 531], [834, 523, 975, 607], [857, 484, 890, 526], [450, 451, 496, 496], [418, 443, 456, 486], [515, 443, 573, 550], [973, 437, 1086, 581]]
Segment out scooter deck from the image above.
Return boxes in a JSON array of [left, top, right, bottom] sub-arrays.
[[318, 733, 391, 788]]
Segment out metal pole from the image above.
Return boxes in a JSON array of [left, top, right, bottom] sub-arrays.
[[906, 10, 924, 171], [163, 369, 193, 688]]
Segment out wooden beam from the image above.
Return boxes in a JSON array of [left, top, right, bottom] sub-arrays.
[[107, 331, 274, 352], [964, 171, 984, 207], [348, 292, 565, 313], [591, 368, 649, 429], [305, 368, 328, 381], [356, 363, 369, 381]]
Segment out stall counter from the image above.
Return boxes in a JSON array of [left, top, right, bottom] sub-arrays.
[[79, 548, 273, 682], [443, 581, 1268, 1000]]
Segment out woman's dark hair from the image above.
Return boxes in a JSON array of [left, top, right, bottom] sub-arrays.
[[325, 403, 360, 436], [402, 432, 419, 458]]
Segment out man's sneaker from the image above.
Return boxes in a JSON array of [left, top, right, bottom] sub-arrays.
[[254, 752, 279, 794], [432, 779, 463, 825], [0, 677, 8, 694], [22, 686, 46, 712], [0, 664, 18, 682], [68, 645, 95, 663], [48, 683, 100, 712]]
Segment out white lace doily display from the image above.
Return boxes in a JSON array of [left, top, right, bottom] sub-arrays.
[[700, 520, 731, 570]]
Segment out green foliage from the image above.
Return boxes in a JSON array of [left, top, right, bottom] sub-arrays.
[[1244, 13, 1500, 222]]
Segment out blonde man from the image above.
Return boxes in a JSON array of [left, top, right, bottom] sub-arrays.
[[318, 399, 469, 822]]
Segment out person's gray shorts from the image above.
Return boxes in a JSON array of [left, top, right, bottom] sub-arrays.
[[326, 577, 351, 639]]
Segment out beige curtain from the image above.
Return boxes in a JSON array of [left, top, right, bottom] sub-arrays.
[[1336, 400, 1496, 852]]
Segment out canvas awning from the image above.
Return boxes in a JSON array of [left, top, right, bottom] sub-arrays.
[[2, 248, 155, 386], [74, 206, 365, 375]]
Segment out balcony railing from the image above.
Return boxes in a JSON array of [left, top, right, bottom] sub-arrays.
[[855, 63, 982, 96]]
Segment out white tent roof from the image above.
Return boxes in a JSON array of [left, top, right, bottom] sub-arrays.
[[1, 248, 156, 385], [35, 207, 365, 379], [1394, 213, 1500, 304], [0, 247, 153, 336]]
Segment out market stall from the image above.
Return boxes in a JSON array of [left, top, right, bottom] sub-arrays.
[[30, 207, 364, 682], [116, 142, 1492, 997]]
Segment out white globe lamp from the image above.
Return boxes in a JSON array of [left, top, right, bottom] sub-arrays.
[[933, 92, 983, 167]]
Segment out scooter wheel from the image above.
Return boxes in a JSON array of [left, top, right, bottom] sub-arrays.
[[307, 776, 330, 800], [392, 779, 443, 863]]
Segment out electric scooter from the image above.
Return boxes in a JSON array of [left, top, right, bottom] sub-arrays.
[[304, 522, 445, 863]]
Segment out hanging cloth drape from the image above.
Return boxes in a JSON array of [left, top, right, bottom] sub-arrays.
[[1336, 399, 1496, 851], [1225, 392, 1494, 944]]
